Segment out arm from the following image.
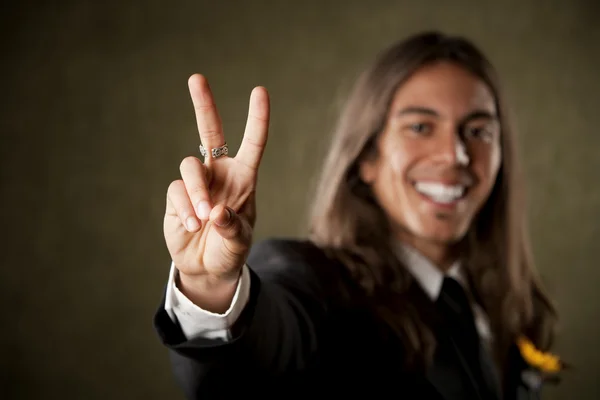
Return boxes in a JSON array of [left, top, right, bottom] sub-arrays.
[[154, 239, 330, 398], [165, 263, 251, 341]]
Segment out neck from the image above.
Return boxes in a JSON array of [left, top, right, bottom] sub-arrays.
[[396, 234, 459, 272]]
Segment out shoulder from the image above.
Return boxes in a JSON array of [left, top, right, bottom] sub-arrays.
[[248, 238, 330, 266], [247, 238, 337, 281], [247, 238, 354, 301]]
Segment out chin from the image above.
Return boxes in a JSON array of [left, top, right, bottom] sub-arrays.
[[424, 231, 464, 245], [416, 223, 470, 245]]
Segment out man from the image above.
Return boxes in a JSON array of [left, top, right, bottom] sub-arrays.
[[155, 31, 559, 399]]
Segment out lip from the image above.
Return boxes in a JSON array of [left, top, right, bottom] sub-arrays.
[[410, 180, 471, 210], [415, 190, 463, 210], [411, 177, 474, 187]]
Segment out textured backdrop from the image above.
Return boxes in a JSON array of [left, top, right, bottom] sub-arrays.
[[2, 0, 599, 398]]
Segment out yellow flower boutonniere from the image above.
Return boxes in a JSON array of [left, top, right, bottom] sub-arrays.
[[517, 336, 564, 374]]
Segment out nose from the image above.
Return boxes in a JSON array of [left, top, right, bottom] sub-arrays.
[[455, 139, 470, 166], [435, 132, 470, 166]]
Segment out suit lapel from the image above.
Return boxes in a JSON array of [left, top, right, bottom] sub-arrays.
[[409, 283, 501, 400], [478, 340, 502, 400], [427, 353, 471, 400], [502, 343, 544, 400], [406, 284, 477, 400]]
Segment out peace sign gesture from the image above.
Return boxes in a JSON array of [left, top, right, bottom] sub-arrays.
[[164, 74, 269, 310]]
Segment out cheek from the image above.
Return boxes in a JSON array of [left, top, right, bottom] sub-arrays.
[[492, 146, 502, 174], [389, 150, 405, 174], [375, 149, 416, 214], [387, 143, 417, 176], [487, 145, 502, 180], [474, 145, 502, 191]]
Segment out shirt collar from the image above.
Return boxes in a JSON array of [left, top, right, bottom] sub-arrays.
[[395, 243, 466, 301]]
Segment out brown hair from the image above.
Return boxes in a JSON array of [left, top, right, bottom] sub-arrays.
[[308, 31, 557, 371]]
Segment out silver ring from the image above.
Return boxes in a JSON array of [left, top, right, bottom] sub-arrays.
[[199, 142, 229, 159]]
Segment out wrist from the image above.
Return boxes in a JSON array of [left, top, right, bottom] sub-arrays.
[[176, 269, 241, 313]]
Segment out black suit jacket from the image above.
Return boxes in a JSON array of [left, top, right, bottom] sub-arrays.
[[154, 239, 544, 399]]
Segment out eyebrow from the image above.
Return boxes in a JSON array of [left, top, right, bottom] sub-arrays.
[[461, 110, 498, 123], [395, 107, 439, 117], [395, 107, 498, 123]]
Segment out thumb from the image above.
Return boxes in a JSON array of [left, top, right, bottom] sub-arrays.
[[209, 204, 250, 254]]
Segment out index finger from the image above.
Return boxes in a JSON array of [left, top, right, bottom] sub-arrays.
[[235, 86, 270, 171], [188, 74, 226, 162]]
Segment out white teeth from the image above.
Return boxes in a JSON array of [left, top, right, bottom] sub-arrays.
[[414, 182, 465, 204]]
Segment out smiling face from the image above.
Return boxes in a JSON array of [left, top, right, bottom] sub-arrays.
[[360, 61, 502, 266]]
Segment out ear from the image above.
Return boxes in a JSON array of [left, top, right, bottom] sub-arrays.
[[359, 158, 378, 184]]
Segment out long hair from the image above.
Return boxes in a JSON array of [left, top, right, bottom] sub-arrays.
[[308, 31, 557, 371]]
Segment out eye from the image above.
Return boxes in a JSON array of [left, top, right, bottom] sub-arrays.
[[407, 123, 432, 135], [464, 126, 493, 142]]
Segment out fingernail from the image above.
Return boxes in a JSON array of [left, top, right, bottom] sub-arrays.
[[215, 208, 231, 227], [197, 201, 211, 220], [186, 216, 200, 231]]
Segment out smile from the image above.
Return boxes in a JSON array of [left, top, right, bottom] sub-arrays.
[[413, 181, 469, 204]]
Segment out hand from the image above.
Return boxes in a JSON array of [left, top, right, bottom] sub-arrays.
[[164, 74, 269, 301]]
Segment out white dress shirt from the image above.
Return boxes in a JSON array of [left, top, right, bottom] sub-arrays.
[[164, 262, 251, 340], [164, 245, 492, 344], [396, 244, 492, 343]]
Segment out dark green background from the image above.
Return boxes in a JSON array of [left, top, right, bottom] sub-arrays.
[[2, 0, 599, 398]]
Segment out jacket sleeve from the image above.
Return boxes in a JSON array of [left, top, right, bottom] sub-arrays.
[[153, 239, 332, 398]]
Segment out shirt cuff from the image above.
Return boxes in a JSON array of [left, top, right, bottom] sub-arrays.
[[164, 262, 251, 341]]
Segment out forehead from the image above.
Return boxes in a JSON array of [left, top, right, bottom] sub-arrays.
[[390, 61, 497, 116]]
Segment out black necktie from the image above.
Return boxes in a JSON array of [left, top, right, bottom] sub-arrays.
[[437, 277, 480, 348], [437, 277, 488, 399]]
